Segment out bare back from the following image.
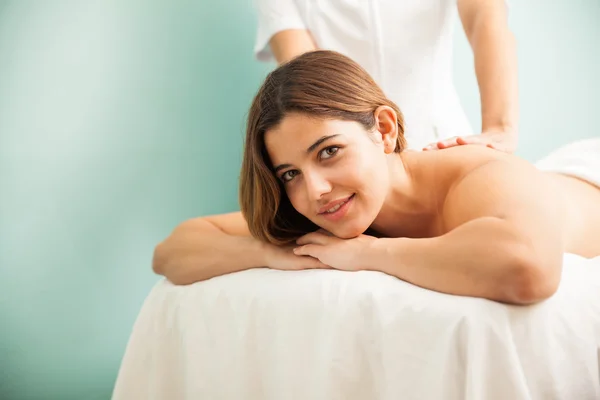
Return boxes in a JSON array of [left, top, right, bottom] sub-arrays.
[[391, 146, 600, 259], [198, 146, 600, 259], [548, 173, 600, 258]]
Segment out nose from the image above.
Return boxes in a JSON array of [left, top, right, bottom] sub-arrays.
[[303, 170, 332, 202]]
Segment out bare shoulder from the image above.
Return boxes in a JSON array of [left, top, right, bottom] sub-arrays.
[[440, 151, 566, 232], [432, 144, 509, 174]]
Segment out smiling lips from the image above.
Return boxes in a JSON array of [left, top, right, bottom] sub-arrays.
[[318, 194, 355, 221]]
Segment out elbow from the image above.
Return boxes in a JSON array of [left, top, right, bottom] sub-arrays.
[[152, 242, 166, 275], [504, 254, 561, 305], [152, 241, 199, 286]]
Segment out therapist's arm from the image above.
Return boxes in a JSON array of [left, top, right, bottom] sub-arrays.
[[461, 0, 518, 148], [431, 0, 518, 153], [269, 29, 318, 65]]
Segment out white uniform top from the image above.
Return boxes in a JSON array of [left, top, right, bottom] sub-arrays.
[[254, 0, 496, 150]]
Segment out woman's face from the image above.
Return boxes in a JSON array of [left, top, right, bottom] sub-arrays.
[[265, 112, 394, 238]]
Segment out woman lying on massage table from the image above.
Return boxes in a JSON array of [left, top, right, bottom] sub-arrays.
[[153, 50, 600, 305]]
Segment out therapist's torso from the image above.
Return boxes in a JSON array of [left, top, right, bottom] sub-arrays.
[[255, 0, 473, 150]]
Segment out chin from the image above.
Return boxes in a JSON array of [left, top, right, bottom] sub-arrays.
[[331, 221, 370, 239]]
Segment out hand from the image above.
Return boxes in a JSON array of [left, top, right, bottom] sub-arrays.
[[293, 231, 378, 271], [264, 242, 331, 271], [422, 128, 518, 153]]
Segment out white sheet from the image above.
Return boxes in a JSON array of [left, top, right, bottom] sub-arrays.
[[535, 137, 600, 188], [113, 254, 600, 400]]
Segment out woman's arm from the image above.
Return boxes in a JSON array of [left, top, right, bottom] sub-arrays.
[[152, 212, 265, 284], [269, 29, 317, 65], [295, 159, 567, 304], [371, 161, 566, 304], [153, 212, 327, 285]]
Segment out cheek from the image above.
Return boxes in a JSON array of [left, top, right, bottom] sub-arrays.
[[285, 186, 308, 214], [350, 153, 390, 210]]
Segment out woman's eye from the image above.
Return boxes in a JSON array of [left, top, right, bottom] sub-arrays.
[[319, 146, 339, 159], [281, 170, 299, 183]]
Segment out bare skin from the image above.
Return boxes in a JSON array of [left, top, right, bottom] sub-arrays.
[[266, 110, 600, 258], [546, 173, 600, 258], [387, 147, 600, 258], [153, 109, 599, 303]]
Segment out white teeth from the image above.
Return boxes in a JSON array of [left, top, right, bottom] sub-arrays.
[[326, 198, 348, 213], [327, 203, 342, 213]]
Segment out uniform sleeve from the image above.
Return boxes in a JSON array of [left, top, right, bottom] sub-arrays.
[[253, 0, 306, 62]]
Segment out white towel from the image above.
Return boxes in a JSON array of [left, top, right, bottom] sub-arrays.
[[113, 255, 600, 400], [535, 138, 600, 188]]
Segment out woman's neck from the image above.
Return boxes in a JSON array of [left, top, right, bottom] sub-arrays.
[[370, 150, 447, 237]]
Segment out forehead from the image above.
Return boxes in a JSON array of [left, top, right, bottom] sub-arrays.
[[264, 113, 363, 162], [266, 113, 329, 145]]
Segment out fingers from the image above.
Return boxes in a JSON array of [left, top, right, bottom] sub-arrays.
[[456, 135, 488, 146], [296, 231, 335, 246], [423, 136, 460, 151], [292, 244, 331, 269], [305, 258, 331, 269], [455, 136, 472, 145], [423, 135, 492, 151], [293, 244, 321, 258], [458, 135, 499, 150], [436, 136, 461, 149]]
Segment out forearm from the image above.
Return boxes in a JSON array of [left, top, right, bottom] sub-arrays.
[[269, 29, 318, 65], [469, 9, 519, 133], [369, 217, 558, 304], [153, 220, 268, 285]]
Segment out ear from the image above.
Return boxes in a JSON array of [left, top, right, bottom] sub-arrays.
[[373, 106, 399, 154]]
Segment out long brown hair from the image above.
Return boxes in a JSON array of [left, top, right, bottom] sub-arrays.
[[240, 50, 406, 245]]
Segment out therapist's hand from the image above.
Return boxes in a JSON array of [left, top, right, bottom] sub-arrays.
[[423, 128, 518, 153]]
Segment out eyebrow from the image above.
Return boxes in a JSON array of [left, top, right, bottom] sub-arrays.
[[273, 134, 340, 174]]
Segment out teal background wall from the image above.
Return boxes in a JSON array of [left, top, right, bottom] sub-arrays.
[[0, 1, 269, 399], [0, 1, 598, 399]]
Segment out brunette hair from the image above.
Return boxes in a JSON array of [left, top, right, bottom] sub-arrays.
[[240, 50, 406, 244]]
